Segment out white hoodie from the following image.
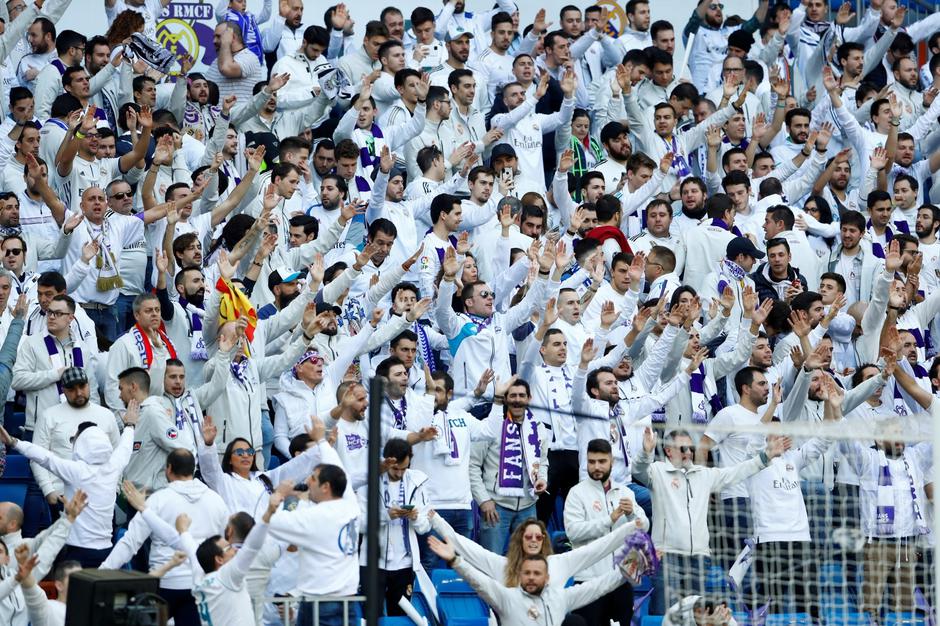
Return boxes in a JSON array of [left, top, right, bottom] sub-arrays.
[[15, 425, 135, 550], [100, 478, 229, 590]]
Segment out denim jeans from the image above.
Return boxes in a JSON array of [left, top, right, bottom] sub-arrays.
[[297, 600, 358, 626], [479, 502, 536, 554], [260, 408, 274, 469], [419, 508, 472, 570], [115, 293, 137, 335], [628, 482, 653, 521], [84, 306, 119, 344]]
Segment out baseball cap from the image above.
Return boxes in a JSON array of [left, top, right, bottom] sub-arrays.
[[600, 121, 629, 144], [726, 236, 765, 261], [490, 144, 517, 162], [61, 367, 89, 389], [316, 301, 342, 316], [267, 267, 302, 292], [445, 24, 474, 42]]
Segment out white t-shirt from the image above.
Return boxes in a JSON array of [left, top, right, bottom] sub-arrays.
[[704, 404, 764, 500], [204, 48, 264, 102], [60, 155, 124, 213]]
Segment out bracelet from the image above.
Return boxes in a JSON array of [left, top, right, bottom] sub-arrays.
[[801, 149, 811, 157], [252, 261, 263, 267], [538, 269, 550, 276], [303, 333, 314, 341], [815, 145, 826, 153], [75, 131, 86, 139], [776, 102, 786, 109], [890, 121, 900, 127]]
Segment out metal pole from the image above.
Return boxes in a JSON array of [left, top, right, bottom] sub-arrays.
[[366, 376, 384, 626]]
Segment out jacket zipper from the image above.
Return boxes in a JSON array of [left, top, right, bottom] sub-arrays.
[[685, 472, 694, 552]]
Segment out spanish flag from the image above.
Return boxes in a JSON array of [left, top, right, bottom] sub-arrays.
[[216, 277, 258, 342]]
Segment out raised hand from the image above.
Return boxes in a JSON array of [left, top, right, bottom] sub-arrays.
[[401, 243, 424, 272], [557, 148, 574, 173], [80, 238, 100, 264], [541, 297, 559, 328], [600, 300, 619, 329], [455, 231, 471, 256], [560, 68, 577, 98], [474, 368, 495, 397], [63, 489, 88, 522], [406, 297, 432, 322], [122, 480, 148, 512], [685, 347, 709, 374], [267, 72, 290, 93], [659, 151, 674, 173], [379, 145, 394, 174], [441, 246, 460, 279], [789, 309, 811, 337], [706, 125, 721, 149], [201, 414, 218, 447], [615, 63, 633, 94], [137, 106, 153, 130], [822, 66, 839, 93], [554, 239, 572, 270], [751, 298, 773, 326], [580, 337, 598, 367], [536, 71, 550, 99], [643, 426, 657, 454], [246, 144, 267, 171]]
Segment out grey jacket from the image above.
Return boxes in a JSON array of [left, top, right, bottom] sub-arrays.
[[452, 555, 624, 626]]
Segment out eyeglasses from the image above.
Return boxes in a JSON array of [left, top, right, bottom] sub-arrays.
[[109, 191, 131, 200], [232, 448, 253, 457], [46, 310, 70, 318], [83, 132, 99, 138], [3, 248, 22, 256], [709, 3, 724, 9]]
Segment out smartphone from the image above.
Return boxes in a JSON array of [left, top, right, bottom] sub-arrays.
[[400, 504, 415, 511], [502, 167, 514, 181]]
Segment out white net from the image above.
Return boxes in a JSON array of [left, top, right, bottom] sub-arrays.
[[617, 417, 938, 626]]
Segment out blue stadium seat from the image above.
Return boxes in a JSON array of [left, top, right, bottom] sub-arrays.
[[765, 613, 813, 626], [378, 618, 414, 626], [3, 453, 31, 480], [0, 483, 26, 507], [882, 612, 926, 626], [432, 569, 488, 626], [733, 612, 752, 626], [641, 617, 663, 626], [3, 411, 25, 438]]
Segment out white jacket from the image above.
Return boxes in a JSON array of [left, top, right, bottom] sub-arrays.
[[356, 468, 431, 569], [12, 330, 100, 431], [564, 478, 649, 581], [15, 426, 134, 550], [29, 401, 120, 498], [632, 449, 768, 556], [452, 554, 625, 626], [100, 479, 228, 590]]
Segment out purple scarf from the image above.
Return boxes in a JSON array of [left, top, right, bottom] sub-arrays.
[[710, 218, 744, 238], [44, 335, 84, 398], [496, 413, 541, 496]]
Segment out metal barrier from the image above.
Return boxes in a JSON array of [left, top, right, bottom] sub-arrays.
[[265, 595, 366, 626]]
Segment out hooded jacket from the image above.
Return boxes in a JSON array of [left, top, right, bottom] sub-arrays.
[[15, 425, 134, 549], [100, 478, 229, 590]]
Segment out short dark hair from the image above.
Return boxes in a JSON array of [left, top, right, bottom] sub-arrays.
[[288, 214, 319, 238], [364, 20, 389, 39], [767, 205, 795, 230], [491, 11, 513, 30], [430, 193, 460, 223], [705, 193, 733, 219], [734, 366, 766, 394], [117, 367, 150, 393], [55, 29, 85, 56], [785, 107, 811, 127], [166, 449, 196, 477], [587, 438, 613, 455], [391, 281, 419, 302], [410, 7, 434, 27], [417, 145, 443, 173], [37, 271, 66, 292], [303, 24, 329, 47], [820, 272, 847, 293], [765, 237, 791, 255], [9, 87, 31, 108], [722, 169, 750, 190], [840, 209, 866, 231], [390, 329, 419, 349], [448, 68, 473, 90], [383, 437, 413, 462], [650, 20, 673, 39], [868, 189, 892, 207], [586, 366, 615, 399], [375, 356, 406, 380], [197, 536, 224, 573], [315, 463, 348, 497], [791, 291, 822, 312], [394, 68, 421, 90]]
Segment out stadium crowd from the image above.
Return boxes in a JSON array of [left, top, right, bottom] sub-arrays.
[[0, 0, 937, 624]]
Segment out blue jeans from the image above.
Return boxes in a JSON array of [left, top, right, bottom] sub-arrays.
[[115, 293, 137, 335], [629, 483, 653, 521], [419, 508, 472, 570], [84, 306, 119, 344], [260, 408, 274, 469], [298, 600, 358, 626], [479, 502, 536, 554]]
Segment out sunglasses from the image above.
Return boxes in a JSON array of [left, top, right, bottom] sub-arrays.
[[523, 533, 544, 541], [678, 445, 694, 454], [477, 290, 494, 298], [709, 3, 724, 9], [232, 448, 253, 457], [3, 248, 22, 256], [109, 191, 132, 200]]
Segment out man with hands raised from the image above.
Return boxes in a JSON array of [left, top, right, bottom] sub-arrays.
[[435, 238, 559, 400], [574, 329, 706, 487], [634, 424, 791, 607], [0, 399, 140, 567], [490, 69, 576, 192]]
